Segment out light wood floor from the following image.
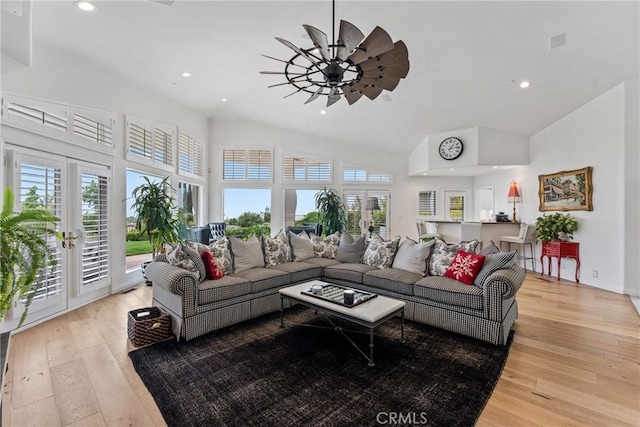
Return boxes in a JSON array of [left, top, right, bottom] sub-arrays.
[[2, 274, 639, 426]]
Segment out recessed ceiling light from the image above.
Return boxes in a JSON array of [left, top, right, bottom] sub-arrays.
[[182, 72, 192, 77], [221, 98, 228, 103], [449, 168, 455, 171], [320, 110, 327, 115], [75, 1, 97, 12], [493, 166, 498, 169], [423, 173, 428, 176], [519, 81, 531, 89]]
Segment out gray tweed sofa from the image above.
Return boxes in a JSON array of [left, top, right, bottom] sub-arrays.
[[145, 237, 525, 346]]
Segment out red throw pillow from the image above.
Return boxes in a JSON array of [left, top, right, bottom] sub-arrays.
[[444, 250, 486, 285], [201, 251, 225, 280]]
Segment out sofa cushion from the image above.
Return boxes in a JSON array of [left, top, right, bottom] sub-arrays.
[[209, 236, 234, 274], [479, 241, 500, 255], [473, 250, 517, 288], [391, 238, 435, 276], [312, 232, 341, 259], [229, 235, 265, 273], [363, 268, 422, 296], [362, 234, 400, 269], [289, 231, 315, 261], [232, 268, 290, 293], [262, 230, 292, 267], [201, 250, 225, 280], [414, 276, 484, 310], [323, 263, 377, 284], [443, 250, 486, 285], [336, 233, 366, 263], [198, 276, 252, 305], [167, 243, 206, 282], [302, 257, 341, 275], [270, 261, 322, 283], [428, 238, 479, 276]]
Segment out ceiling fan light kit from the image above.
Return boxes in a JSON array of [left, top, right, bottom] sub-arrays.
[[260, 0, 410, 107]]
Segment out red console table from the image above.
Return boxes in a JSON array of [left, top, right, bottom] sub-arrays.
[[540, 241, 580, 283]]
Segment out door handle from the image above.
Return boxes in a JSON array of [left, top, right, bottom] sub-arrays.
[[61, 231, 77, 249]]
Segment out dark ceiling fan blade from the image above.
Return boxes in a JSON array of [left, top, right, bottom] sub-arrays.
[[303, 25, 331, 61], [336, 20, 365, 61], [352, 82, 383, 100], [268, 82, 296, 88], [261, 54, 307, 69], [304, 87, 324, 104], [348, 26, 395, 65], [358, 41, 410, 79], [284, 87, 309, 98], [359, 75, 400, 91], [275, 37, 319, 64], [343, 87, 363, 105]]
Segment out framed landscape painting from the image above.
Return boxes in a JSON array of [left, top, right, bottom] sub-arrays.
[[538, 167, 593, 211]]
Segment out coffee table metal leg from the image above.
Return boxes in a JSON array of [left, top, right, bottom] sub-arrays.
[[369, 328, 375, 367]]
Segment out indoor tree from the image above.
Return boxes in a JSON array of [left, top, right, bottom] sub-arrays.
[[314, 187, 347, 236]]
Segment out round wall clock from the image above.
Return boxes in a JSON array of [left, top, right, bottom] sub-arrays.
[[439, 137, 463, 160]]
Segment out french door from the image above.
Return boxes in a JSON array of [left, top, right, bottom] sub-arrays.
[[3, 148, 111, 330]]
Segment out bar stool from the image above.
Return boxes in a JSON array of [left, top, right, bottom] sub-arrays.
[[500, 223, 536, 271]]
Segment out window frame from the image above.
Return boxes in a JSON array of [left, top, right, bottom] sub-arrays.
[[417, 189, 438, 219], [221, 146, 273, 183], [125, 114, 175, 172], [178, 130, 204, 178], [281, 151, 332, 184]]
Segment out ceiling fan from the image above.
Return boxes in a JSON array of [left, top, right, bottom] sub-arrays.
[[148, 0, 176, 6], [260, 0, 410, 107]]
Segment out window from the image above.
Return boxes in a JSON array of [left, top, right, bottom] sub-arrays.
[[418, 190, 437, 218], [283, 189, 322, 228], [177, 182, 200, 237], [178, 132, 204, 177], [343, 165, 392, 183], [126, 115, 175, 171], [444, 190, 468, 222], [281, 152, 331, 182], [72, 109, 114, 148], [223, 188, 271, 238], [344, 190, 390, 239], [223, 148, 272, 182], [80, 171, 110, 287]]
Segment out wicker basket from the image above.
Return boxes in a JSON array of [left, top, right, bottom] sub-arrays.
[[127, 307, 172, 347]]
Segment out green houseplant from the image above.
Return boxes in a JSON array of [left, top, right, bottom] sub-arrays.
[[535, 212, 578, 243], [314, 187, 347, 236], [0, 187, 61, 328], [130, 176, 180, 259]]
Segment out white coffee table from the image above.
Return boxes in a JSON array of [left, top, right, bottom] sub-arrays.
[[279, 280, 406, 367]]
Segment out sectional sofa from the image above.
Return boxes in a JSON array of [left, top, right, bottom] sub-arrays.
[[144, 232, 525, 346]]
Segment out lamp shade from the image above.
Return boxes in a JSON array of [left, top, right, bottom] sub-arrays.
[[507, 181, 521, 203], [366, 197, 380, 211]]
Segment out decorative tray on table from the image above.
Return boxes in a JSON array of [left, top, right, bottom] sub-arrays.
[[301, 283, 377, 307]]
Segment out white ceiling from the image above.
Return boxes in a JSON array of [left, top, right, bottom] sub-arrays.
[[21, 1, 640, 154]]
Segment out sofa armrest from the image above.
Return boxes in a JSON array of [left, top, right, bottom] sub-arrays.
[[146, 261, 198, 296], [482, 265, 525, 299]]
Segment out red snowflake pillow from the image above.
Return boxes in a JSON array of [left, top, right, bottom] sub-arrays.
[[201, 250, 225, 280], [444, 250, 486, 285]]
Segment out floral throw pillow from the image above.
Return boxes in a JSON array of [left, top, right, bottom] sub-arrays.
[[209, 236, 233, 274], [362, 234, 401, 269], [263, 230, 292, 267], [428, 238, 479, 276], [312, 231, 341, 259], [167, 243, 206, 282], [444, 250, 486, 285]]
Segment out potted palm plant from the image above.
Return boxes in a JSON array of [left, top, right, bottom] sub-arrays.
[[535, 212, 578, 243], [314, 187, 347, 236], [130, 177, 180, 283]]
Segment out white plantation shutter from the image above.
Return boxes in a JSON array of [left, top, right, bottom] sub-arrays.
[[223, 148, 272, 181], [72, 111, 114, 147], [126, 115, 175, 170], [281, 152, 331, 183], [178, 133, 204, 177], [344, 192, 364, 238], [368, 173, 392, 183], [80, 173, 109, 286], [128, 122, 152, 159], [343, 168, 366, 182], [343, 165, 392, 183], [418, 190, 437, 217], [4, 95, 68, 138]]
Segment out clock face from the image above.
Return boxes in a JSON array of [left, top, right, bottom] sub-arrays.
[[439, 137, 463, 160]]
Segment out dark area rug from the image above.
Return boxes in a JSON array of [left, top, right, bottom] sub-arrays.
[[129, 306, 513, 427]]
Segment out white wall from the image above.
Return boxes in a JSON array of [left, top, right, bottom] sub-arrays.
[[1, 42, 209, 292], [475, 80, 638, 295]]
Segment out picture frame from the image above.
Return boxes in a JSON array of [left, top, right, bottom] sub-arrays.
[[538, 166, 593, 211]]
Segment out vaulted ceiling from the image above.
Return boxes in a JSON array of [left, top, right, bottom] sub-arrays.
[[6, 1, 640, 154]]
